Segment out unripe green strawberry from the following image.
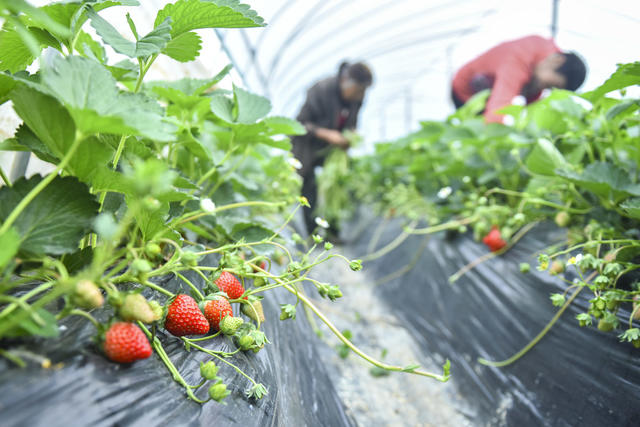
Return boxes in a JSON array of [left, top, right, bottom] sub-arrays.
[[180, 251, 199, 267], [597, 319, 614, 332], [254, 276, 267, 287], [238, 334, 254, 351], [131, 259, 152, 277], [120, 294, 156, 324], [72, 280, 104, 309], [200, 361, 219, 380], [633, 339, 640, 349], [209, 382, 230, 402], [554, 211, 570, 228], [145, 242, 162, 258], [241, 300, 265, 323], [519, 263, 530, 273], [220, 316, 244, 335]]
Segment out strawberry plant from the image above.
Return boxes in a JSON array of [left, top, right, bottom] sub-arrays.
[[0, 0, 450, 408], [338, 61, 640, 362]]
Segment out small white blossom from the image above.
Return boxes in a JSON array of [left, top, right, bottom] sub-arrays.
[[502, 115, 515, 126], [437, 186, 452, 199], [567, 254, 583, 265], [511, 95, 526, 106], [200, 198, 216, 213], [287, 157, 302, 170], [571, 95, 593, 111], [315, 217, 330, 229]]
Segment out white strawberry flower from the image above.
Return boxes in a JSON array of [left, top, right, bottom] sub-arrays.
[[200, 198, 216, 213], [287, 157, 302, 170], [315, 217, 330, 229], [437, 186, 452, 199]]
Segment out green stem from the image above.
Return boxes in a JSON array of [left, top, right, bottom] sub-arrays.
[[0, 282, 54, 320], [405, 216, 476, 235], [478, 286, 583, 367], [360, 220, 418, 262], [175, 272, 205, 301], [551, 239, 639, 259], [174, 201, 286, 226], [185, 340, 258, 386], [184, 331, 221, 342], [143, 280, 175, 298], [139, 323, 208, 404], [0, 349, 26, 368], [0, 133, 83, 235], [0, 164, 10, 187], [281, 282, 449, 381], [62, 309, 100, 328]]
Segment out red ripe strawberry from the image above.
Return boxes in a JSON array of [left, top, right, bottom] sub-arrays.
[[103, 322, 152, 363], [215, 271, 245, 299], [164, 294, 210, 336], [482, 226, 507, 252], [204, 297, 233, 331]]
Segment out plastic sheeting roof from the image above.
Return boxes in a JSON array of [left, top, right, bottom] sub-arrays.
[[34, 0, 640, 144]]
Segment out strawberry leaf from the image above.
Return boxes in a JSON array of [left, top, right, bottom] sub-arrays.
[[88, 8, 171, 58], [40, 55, 175, 141], [0, 175, 99, 256], [155, 0, 265, 37], [525, 138, 568, 176], [163, 31, 202, 62], [10, 85, 76, 159]]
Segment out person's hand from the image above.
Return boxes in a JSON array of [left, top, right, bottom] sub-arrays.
[[316, 128, 350, 149]]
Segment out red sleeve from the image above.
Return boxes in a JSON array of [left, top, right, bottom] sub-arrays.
[[484, 60, 530, 123]]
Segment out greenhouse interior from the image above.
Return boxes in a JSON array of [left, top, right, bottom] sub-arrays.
[[1, 1, 640, 426]]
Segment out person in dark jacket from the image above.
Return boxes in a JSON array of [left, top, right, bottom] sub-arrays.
[[292, 61, 373, 237]]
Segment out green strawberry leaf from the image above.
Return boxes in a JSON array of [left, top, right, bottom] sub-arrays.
[[145, 64, 232, 96], [75, 30, 107, 62], [3, 307, 60, 338], [9, 124, 60, 164], [0, 175, 99, 256], [41, 55, 175, 141], [263, 116, 306, 135], [62, 247, 94, 275], [620, 198, 640, 220], [233, 85, 271, 124], [106, 59, 139, 81], [584, 62, 640, 101], [0, 70, 17, 103], [0, 227, 20, 270], [0, 24, 60, 73], [88, 8, 172, 58], [155, 0, 265, 37], [525, 138, 568, 176], [10, 85, 76, 158], [556, 162, 640, 203], [163, 31, 202, 62]]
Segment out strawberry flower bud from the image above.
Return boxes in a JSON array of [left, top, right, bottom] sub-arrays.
[[200, 361, 219, 380], [209, 382, 230, 402]]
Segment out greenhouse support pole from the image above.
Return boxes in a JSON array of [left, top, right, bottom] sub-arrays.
[[551, 0, 559, 39]]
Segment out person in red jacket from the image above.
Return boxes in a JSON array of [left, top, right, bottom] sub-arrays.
[[451, 35, 586, 123]]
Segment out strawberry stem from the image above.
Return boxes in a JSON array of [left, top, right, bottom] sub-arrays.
[[138, 323, 208, 404], [175, 272, 204, 301], [478, 285, 584, 368], [281, 282, 450, 381]]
